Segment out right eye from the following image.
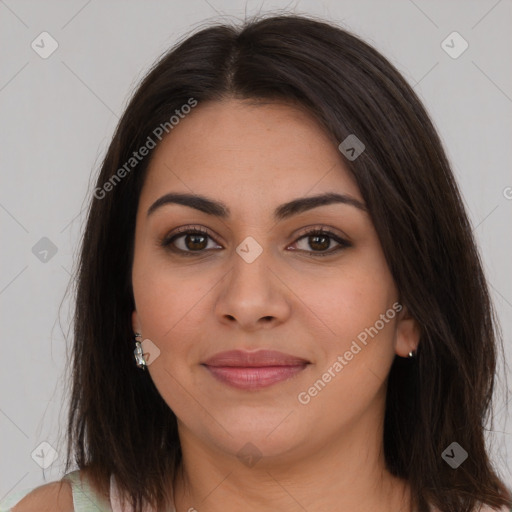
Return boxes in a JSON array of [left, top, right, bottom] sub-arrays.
[[161, 226, 223, 256]]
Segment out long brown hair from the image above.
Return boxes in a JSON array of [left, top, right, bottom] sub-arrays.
[[63, 13, 511, 512]]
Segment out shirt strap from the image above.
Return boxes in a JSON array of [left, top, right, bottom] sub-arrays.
[[62, 470, 112, 512]]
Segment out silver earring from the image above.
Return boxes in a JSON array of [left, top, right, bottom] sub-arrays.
[[134, 332, 147, 370], [408, 350, 416, 359]]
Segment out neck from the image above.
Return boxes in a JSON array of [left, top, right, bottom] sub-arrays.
[[172, 415, 412, 512]]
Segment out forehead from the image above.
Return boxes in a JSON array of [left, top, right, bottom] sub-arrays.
[[139, 99, 362, 212]]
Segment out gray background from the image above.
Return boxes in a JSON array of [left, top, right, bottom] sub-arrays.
[[1, 0, 511, 500]]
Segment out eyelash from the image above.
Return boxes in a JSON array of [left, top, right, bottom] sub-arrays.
[[160, 225, 351, 258]]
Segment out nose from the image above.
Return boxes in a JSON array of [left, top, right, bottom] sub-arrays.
[[214, 247, 292, 332]]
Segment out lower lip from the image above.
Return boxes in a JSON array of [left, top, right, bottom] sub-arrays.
[[203, 364, 308, 390]]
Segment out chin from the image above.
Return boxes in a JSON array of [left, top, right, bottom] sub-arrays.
[[203, 411, 308, 462]]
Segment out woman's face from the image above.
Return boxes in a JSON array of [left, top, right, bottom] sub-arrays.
[[131, 99, 418, 464]]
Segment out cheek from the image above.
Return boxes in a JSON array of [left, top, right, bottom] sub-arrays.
[[296, 273, 398, 423], [131, 255, 224, 403], [132, 249, 211, 338], [298, 253, 398, 394], [298, 262, 396, 343], [131, 261, 201, 409]]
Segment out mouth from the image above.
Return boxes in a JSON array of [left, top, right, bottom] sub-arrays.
[[201, 349, 311, 390]]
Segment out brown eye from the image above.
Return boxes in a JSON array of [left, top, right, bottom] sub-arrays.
[[161, 226, 222, 256], [291, 228, 351, 257], [180, 232, 208, 251], [308, 233, 331, 251]]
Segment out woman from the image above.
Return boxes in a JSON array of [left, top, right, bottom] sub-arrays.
[[6, 13, 511, 512]]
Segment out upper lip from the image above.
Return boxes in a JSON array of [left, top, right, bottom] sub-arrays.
[[202, 349, 310, 367]]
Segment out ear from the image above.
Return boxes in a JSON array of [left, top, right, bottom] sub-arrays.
[[394, 304, 420, 358], [132, 310, 141, 335]]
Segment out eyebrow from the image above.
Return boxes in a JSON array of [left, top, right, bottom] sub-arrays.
[[147, 191, 367, 221]]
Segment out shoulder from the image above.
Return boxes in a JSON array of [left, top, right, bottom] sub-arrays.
[[11, 479, 74, 512]]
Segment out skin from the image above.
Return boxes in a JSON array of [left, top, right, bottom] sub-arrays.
[[131, 98, 420, 512]]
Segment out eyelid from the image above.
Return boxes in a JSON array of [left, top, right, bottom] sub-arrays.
[[160, 224, 218, 245], [292, 223, 351, 242], [161, 223, 350, 243]]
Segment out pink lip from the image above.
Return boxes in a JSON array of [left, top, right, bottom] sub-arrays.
[[202, 350, 310, 390]]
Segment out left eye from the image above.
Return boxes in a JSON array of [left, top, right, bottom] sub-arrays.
[[161, 227, 351, 257], [290, 229, 351, 256]]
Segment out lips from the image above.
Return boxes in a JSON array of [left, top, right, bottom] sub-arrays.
[[202, 350, 310, 390], [203, 349, 310, 367]]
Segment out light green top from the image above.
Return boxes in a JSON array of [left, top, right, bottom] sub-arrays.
[[0, 471, 111, 512], [63, 470, 112, 512]]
